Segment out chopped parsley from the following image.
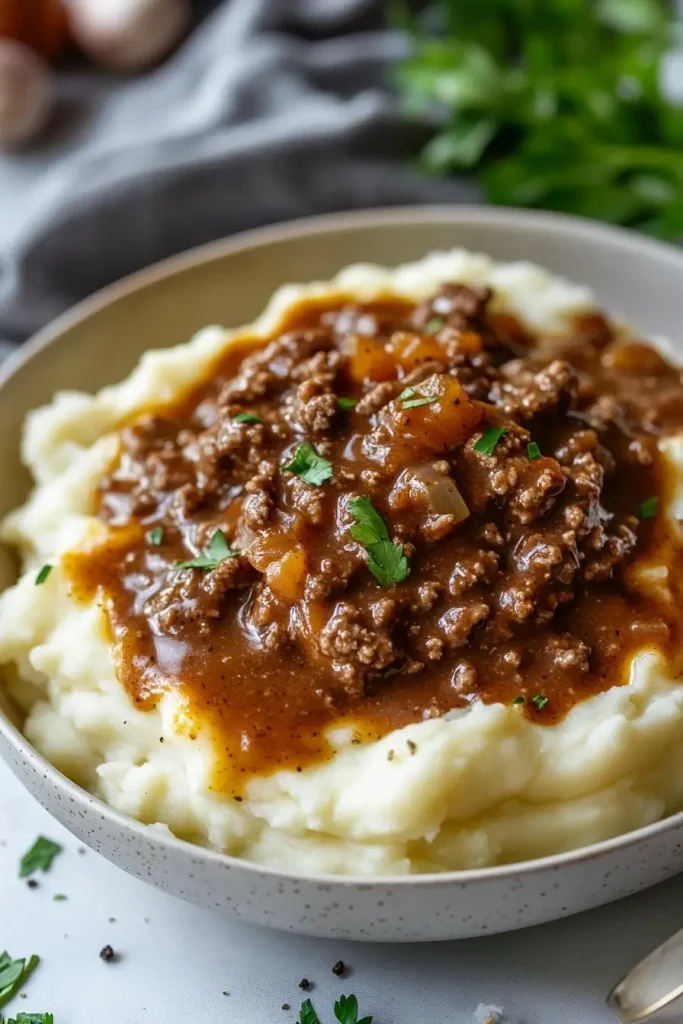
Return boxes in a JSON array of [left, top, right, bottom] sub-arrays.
[[284, 442, 333, 486], [299, 1001, 321, 1024], [334, 994, 373, 1024], [527, 442, 542, 460], [512, 696, 525, 706], [638, 495, 659, 520], [337, 397, 358, 411], [19, 837, 62, 879], [0, 953, 40, 1010], [531, 694, 549, 711], [424, 316, 445, 334], [398, 387, 438, 410], [348, 496, 409, 588], [233, 412, 263, 425], [2, 1015, 54, 1024], [473, 426, 507, 457], [175, 529, 239, 571], [298, 994, 372, 1024], [52, 894, 67, 902], [147, 527, 164, 546], [34, 566, 52, 586]]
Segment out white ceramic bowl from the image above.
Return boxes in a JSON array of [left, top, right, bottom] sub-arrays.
[[2, 207, 683, 942]]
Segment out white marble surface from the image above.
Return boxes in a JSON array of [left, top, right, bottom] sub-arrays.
[[1, 758, 682, 1024]]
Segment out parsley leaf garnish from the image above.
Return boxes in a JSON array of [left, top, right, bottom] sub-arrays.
[[527, 442, 542, 460], [34, 566, 52, 586], [175, 529, 239, 571], [638, 495, 659, 520], [147, 527, 164, 546], [531, 694, 549, 711], [19, 837, 62, 879], [297, 994, 372, 1024], [334, 994, 373, 1024], [4, 1015, 54, 1024], [348, 496, 409, 587], [284, 442, 333, 486], [299, 999, 322, 1024], [233, 412, 263, 425], [398, 387, 438, 410], [52, 894, 67, 902], [473, 426, 507, 456], [512, 696, 525, 706], [337, 397, 358, 411], [424, 316, 445, 334], [0, 954, 40, 1010]]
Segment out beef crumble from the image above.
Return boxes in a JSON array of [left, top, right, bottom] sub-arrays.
[[65, 287, 683, 791]]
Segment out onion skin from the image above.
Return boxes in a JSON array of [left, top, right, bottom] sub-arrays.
[[0, 39, 52, 147], [0, 0, 69, 62], [66, 0, 191, 73]]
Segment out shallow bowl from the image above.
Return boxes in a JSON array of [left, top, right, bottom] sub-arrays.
[[2, 206, 683, 942]]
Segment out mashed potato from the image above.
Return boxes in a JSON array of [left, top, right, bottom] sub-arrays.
[[1, 249, 683, 876]]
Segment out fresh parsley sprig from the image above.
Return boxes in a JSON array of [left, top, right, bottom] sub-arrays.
[[0, 954, 40, 1010], [299, 994, 372, 1024], [175, 529, 239, 571], [284, 442, 334, 486], [397, 0, 683, 238], [348, 496, 409, 587], [19, 837, 62, 879]]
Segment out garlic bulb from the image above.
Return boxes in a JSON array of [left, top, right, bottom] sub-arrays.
[[0, 39, 52, 147], [66, 0, 190, 73]]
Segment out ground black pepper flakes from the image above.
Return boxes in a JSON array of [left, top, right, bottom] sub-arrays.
[[332, 960, 346, 976], [298, 978, 312, 990], [26, 879, 39, 889], [99, 945, 116, 962], [281, 1004, 290, 1011]]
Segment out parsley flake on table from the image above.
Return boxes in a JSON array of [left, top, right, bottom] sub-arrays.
[[233, 412, 263, 425], [147, 527, 164, 546], [638, 495, 659, 520], [473, 426, 507, 456], [174, 529, 239, 571], [337, 397, 358, 411], [527, 442, 542, 460], [531, 694, 549, 711], [348, 496, 409, 587], [299, 999, 321, 1024], [398, 386, 438, 410], [284, 442, 333, 486], [297, 994, 372, 1024], [2, 1014, 54, 1024], [0, 954, 40, 1010], [34, 566, 52, 586], [334, 994, 373, 1024], [19, 837, 62, 879]]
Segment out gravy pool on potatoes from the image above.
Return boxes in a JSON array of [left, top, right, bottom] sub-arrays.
[[65, 284, 683, 794]]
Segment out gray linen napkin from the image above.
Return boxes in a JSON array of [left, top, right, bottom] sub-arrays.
[[0, 0, 477, 348]]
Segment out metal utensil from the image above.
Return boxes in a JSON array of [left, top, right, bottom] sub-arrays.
[[608, 930, 683, 1021]]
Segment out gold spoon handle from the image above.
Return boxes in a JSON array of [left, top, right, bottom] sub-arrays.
[[609, 929, 683, 1021]]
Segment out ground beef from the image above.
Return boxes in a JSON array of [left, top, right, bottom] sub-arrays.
[[84, 281, 683, 779]]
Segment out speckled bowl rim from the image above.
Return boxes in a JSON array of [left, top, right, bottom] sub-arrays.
[[2, 204, 683, 886]]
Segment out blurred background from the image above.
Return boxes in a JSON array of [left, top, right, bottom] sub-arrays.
[[0, 0, 681, 353]]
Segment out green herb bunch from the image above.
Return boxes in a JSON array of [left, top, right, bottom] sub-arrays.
[[396, 0, 683, 236]]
